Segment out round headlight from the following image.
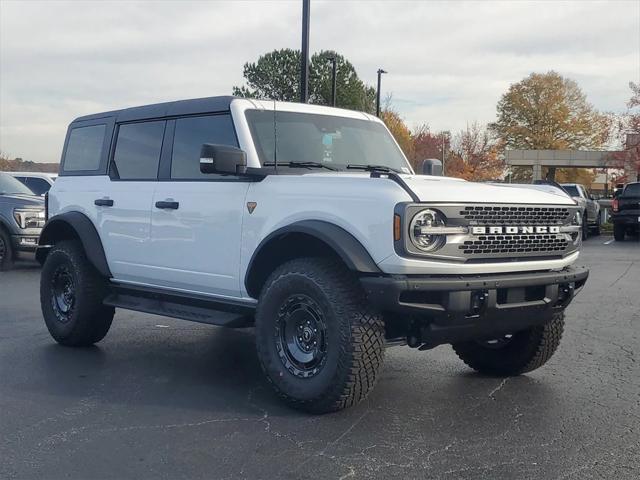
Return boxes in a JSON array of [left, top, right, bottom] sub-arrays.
[[409, 209, 446, 252]]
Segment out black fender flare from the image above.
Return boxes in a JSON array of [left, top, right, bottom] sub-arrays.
[[244, 220, 380, 296], [37, 212, 111, 277]]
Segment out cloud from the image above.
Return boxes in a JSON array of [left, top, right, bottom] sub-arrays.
[[0, 0, 638, 162]]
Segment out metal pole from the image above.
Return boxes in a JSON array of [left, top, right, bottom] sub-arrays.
[[300, 0, 310, 103], [441, 131, 449, 176], [376, 68, 386, 117], [330, 57, 337, 107]]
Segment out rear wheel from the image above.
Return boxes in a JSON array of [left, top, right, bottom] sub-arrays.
[[0, 228, 13, 271], [452, 312, 564, 376], [40, 240, 114, 346], [255, 257, 385, 413], [613, 224, 625, 241]]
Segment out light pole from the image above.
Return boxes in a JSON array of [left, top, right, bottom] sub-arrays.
[[327, 56, 337, 106], [376, 68, 387, 117], [300, 0, 310, 103], [441, 131, 450, 176]]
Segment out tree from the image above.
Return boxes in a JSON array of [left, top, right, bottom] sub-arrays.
[[491, 71, 610, 181], [233, 49, 376, 113], [411, 124, 449, 167], [381, 110, 414, 160], [606, 82, 640, 182], [447, 123, 505, 181]]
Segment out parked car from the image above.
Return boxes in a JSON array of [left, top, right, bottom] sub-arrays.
[[37, 96, 588, 413], [6, 171, 57, 196], [0, 172, 45, 270], [560, 183, 600, 239], [612, 182, 640, 241]]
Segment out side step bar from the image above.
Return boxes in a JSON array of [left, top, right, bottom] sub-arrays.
[[104, 284, 256, 328]]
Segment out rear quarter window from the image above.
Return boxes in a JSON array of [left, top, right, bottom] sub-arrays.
[[62, 124, 107, 172]]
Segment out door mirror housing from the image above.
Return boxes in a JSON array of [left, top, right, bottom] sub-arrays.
[[200, 144, 247, 175], [418, 158, 443, 176]]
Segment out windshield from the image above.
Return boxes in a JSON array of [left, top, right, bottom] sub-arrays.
[[622, 183, 640, 197], [562, 185, 580, 197], [245, 110, 412, 173], [0, 173, 35, 195]]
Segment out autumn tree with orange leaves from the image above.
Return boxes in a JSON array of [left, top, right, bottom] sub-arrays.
[[446, 123, 504, 181]]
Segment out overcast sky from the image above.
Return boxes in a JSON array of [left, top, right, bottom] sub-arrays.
[[1, 0, 638, 163]]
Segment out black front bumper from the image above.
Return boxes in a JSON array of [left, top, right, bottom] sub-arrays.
[[361, 265, 589, 347]]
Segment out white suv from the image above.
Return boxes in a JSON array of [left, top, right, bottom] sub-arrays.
[[37, 96, 588, 413]]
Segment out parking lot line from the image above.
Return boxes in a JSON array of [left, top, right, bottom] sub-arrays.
[[604, 239, 615, 245]]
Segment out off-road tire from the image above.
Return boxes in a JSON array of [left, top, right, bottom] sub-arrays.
[[40, 240, 114, 346], [452, 312, 564, 377], [582, 217, 589, 241], [0, 228, 14, 271], [255, 257, 385, 413], [613, 224, 625, 241]]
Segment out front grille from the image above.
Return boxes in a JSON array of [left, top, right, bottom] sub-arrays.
[[460, 206, 571, 225], [459, 233, 569, 255]]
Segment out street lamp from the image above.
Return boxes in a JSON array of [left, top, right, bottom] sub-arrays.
[[376, 68, 387, 117], [441, 131, 450, 176], [326, 55, 337, 107], [300, 0, 310, 103]]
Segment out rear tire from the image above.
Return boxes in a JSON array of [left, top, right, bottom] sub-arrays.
[[613, 224, 625, 241], [255, 257, 385, 413], [452, 312, 564, 376], [0, 228, 14, 271], [40, 240, 114, 346]]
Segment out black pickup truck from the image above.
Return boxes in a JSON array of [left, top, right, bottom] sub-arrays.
[[612, 182, 640, 241]]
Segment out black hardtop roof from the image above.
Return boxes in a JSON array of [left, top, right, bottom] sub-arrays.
[[72, 95, 238, 124]]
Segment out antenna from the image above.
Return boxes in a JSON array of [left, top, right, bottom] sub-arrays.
[[273, 98, 278, 174]]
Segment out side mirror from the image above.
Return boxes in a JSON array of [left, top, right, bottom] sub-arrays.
[[418, 158, 443, 176], [200, 144, 247, 175]]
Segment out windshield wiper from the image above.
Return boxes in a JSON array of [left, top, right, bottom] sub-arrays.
[[263, 161, 337, 171], [346, 164, 402, 173]]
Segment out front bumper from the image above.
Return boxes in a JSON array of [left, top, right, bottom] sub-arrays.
[[361, 265, 589, 347], [11, 234, 40, 252]]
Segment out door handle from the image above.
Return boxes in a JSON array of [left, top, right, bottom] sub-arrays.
[[155, 200, 179, 210], [94, 198, 114, 207]]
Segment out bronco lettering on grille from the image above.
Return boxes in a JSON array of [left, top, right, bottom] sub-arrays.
[[470, 226, 561, 235]]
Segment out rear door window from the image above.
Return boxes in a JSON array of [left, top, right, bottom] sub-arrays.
[[63, 124, 106, 172], [111, 121, 166, 180], [170, 115, 237, 179]]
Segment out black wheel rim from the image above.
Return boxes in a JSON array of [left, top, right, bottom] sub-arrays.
[[477, 334, 513, 349], [274, 294, 328, 379], [50, 265, 75, 323]]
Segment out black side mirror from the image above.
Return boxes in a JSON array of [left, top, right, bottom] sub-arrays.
[[418, 158, 443, 176], [200, 144, 247, 175]]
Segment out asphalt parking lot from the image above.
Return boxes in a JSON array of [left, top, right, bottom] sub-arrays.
[[1, 237, 638, 480]]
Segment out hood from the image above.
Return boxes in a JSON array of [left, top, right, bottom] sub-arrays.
[[0, 193, 45, 208], [399, 175, 577, 205]]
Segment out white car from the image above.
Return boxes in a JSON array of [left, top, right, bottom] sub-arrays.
[[6, 171, 57, 196], [36, 96, 589, 413]]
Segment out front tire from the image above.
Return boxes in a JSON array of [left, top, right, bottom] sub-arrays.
[[582, 216, 589, 241], [452, 312, 564, 376], [255, 258, 385, 413], [40, 240, 114, 346], [0, 228, 14, 271]]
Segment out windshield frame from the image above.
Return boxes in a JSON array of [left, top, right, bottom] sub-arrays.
[[0, 173, 36, 195], [242, 107, 414, 174]]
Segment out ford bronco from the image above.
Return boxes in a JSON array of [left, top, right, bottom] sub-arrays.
[[37, 96, 589, 413]]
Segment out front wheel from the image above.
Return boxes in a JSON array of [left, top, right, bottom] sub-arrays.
[[582, 216, 589, 241], [40, 240, 114, 346], [613, 224, 625, 241], [452, 312, 564, 376], [255, 258, 385, 413], [0, 228, 14, 271]]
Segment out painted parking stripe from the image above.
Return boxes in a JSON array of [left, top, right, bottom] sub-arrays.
[[604, 239, 615, 245]]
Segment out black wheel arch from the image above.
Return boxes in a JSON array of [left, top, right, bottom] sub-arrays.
[[245, 220, 380, 299], [36, 212, 111, 277]]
